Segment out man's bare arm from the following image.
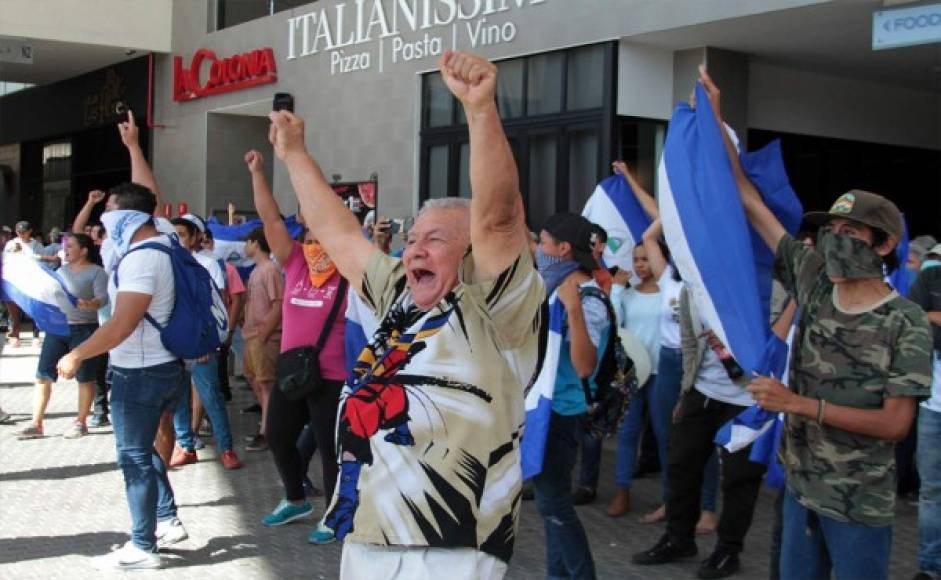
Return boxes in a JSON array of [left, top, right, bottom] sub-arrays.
[[117, 111, 163, 214], [440, 51, 528, 280], [269, 113, 376, 291]]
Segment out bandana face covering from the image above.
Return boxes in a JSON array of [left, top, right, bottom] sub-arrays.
[[100, 210, 153, 273], [535, 248, 579, 296], [303, 242, 337, 287], [819, 231, 884, 280]]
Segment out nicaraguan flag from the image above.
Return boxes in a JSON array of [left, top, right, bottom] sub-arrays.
[[207, 216, 304, 278], [581, 175, 652, 271], [889, 213, 910, 295], [521, 293, 565, 480], [1, 253, 78, 337], [659, 83, 801, 485], [344, 290, 379, 378], [659, 82, 802, 377]]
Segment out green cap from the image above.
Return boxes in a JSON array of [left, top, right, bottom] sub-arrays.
[[804, 189, 903, 239]]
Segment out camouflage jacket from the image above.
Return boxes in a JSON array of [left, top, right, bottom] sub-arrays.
[[775, 235, 932, 526]]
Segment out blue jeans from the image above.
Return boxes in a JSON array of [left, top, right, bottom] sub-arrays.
[[919, 407, 941, 575], [533, 412, 596, 580], [110, 361, 184, 551], [173, 352, 234, 452], [779, 488, 892, 580]]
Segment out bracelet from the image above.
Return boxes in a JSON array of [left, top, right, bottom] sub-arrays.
[[816, 398, 827, 426]]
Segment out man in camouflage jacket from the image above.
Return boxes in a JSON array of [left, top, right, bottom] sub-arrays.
[[697, 67, 931, 580]]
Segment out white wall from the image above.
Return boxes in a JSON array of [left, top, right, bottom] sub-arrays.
[[617, 41, 674, 120], [748, 61, 941, 150], [0, 0, 173, 51]]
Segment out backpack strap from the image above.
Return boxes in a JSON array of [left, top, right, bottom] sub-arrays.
[[577, 285, 615, 408], [315, 276, 349, 352], [113, 239, 172, 332]]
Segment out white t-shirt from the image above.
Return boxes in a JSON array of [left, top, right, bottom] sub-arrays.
[[612, 284, 662, 371], [693, 314, 755, 407], [659, 266, 683, 349], [3, 238, 43, 256], [108, 235, 176, 369], [193, 251, 226, 290]]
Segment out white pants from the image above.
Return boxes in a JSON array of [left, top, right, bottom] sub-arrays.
[[340, 541, 507, 580]]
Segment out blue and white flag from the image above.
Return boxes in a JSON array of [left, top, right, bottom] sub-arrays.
[[521, 293, 565, 480], [581, 175, 652, 271], [660, 83, 802, 377], [659, 83, 802, 485], [206, 216, 304, 279], [889, 213, 911, 295], [344, 290, 379, 377], [1, 253, 78, 337], [714, 333, 790, 451]]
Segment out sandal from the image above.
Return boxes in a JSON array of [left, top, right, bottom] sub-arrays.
[[639, 505, 666, 524]]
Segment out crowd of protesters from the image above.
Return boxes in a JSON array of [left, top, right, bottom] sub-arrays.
[[0, 51, 939, 580]]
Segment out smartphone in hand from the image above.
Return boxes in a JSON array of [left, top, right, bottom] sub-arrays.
[[273, 93, 294, 112]]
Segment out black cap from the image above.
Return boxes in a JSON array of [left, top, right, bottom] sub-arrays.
[[14, 220, 31, 232], [542, 213, 599, 272]]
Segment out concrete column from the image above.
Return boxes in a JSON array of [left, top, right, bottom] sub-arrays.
[[673, 47, 750, 147]]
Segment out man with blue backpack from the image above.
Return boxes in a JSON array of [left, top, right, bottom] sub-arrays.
[[167, 214, 242, 471], [58, 182, 232, 569]]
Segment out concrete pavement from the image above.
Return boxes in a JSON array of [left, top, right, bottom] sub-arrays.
[[0, 337, 922, 579]]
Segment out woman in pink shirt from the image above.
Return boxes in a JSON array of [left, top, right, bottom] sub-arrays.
[[246, 150, 346, 545]]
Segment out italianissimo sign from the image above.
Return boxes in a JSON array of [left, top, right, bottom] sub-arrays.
[[173, 47, 278, 102], [286, 0, 548, 75]]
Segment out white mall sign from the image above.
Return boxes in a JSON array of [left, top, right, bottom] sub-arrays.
[[873, 3, 941, 50], [286, 0, 548, 75]]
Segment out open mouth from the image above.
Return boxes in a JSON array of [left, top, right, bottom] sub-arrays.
[[411, 268, 436, 286]]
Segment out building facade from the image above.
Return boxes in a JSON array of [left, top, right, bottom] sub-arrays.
[[2, 0, 939, 236]]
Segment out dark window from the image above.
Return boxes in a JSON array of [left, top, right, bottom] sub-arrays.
[[419, 42, 617, 230], [217, 0, 315, 30], [616, 117, 667, 198]]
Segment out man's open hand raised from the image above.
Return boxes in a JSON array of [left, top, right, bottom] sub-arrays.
[[439, 51, 497, 115]]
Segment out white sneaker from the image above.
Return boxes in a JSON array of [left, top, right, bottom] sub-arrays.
[[94, 541, 162, 569], [155, 517, 189, 548]]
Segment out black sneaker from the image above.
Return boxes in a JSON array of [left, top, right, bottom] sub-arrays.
[[633, 534, 697, 565], [697, 549, 740, 579], [241, 403, 262, 414], [572, 487, 596, 505], [245, 434, 268, 452], [913, 573, 938, 580]]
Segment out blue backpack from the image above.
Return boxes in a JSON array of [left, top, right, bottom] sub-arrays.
[[115, 236, 229, 360]]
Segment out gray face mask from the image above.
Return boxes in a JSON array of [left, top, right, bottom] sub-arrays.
[[818, 231, 884, 280]]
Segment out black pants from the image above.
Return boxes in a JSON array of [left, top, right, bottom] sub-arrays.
[[217, 342, 232, 400], [266, 379, 342, 502], [665, 388, 766, 553], [93, 354, 110, 416]]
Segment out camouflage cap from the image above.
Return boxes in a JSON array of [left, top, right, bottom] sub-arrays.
[[804, 189, 903, 240]]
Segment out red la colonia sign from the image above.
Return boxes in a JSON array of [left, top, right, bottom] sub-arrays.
[[173, 47, 277, 102]]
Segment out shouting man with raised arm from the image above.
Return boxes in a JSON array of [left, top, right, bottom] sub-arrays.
[[268, 51, 545, 579], [693, 68, 931, 580]]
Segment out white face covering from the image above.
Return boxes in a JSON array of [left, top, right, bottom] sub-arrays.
[[100, 210, 152, 273]]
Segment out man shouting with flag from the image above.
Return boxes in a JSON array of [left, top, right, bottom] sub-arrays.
[[700, 69, 931, 579]]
